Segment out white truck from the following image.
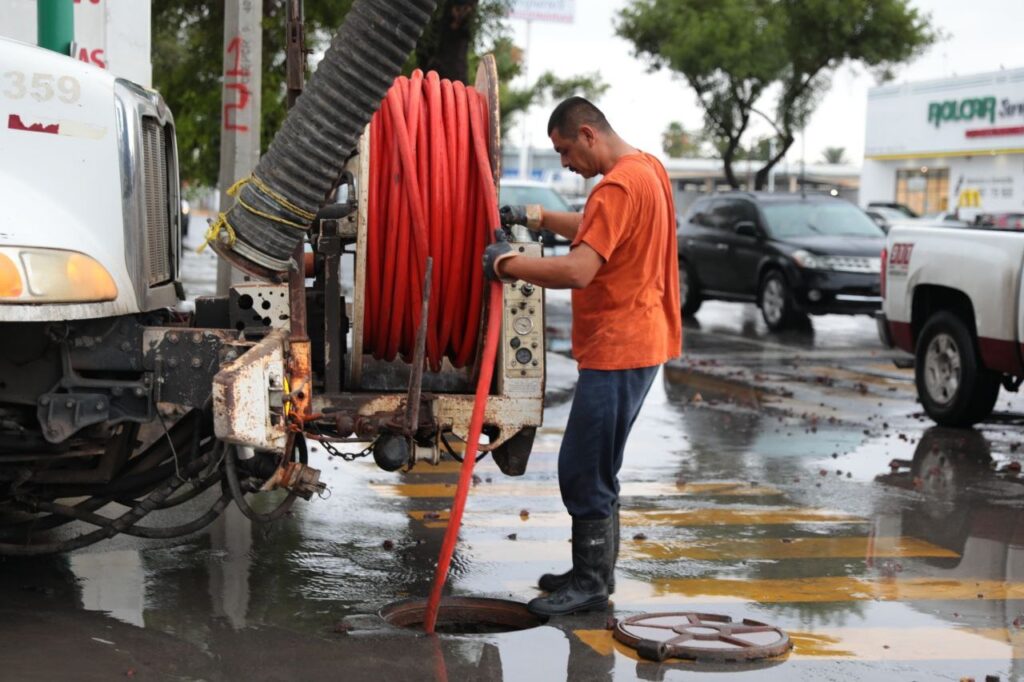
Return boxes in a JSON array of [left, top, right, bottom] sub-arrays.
[[877, 223, 1024, 426], [0, 1, 544, 555]]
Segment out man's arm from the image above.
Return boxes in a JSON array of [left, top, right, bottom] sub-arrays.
[[541, 210, 584, 242], [496, 242, 603, 290]]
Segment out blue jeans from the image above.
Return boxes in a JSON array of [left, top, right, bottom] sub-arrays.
[[558, 365, 659, 519]]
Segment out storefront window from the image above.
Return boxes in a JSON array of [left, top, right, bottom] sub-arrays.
[[896, 168, 949, 215]]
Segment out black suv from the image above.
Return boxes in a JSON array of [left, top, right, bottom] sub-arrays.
[[678, 192, 885, 330]]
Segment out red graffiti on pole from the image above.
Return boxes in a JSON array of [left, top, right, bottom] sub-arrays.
[[223, 36, 252, 132]]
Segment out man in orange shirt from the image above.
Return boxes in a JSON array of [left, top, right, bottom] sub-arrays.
[[484, 97, 681, 616]]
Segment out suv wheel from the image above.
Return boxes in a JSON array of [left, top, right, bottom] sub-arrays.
[[679, 260, 702, 317], [915, 311, 1000, 426], [759, 270, 795, 331]]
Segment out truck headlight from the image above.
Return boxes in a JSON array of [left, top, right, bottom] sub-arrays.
[[792, 249, 831, 270], [0, 247, 118, 303]]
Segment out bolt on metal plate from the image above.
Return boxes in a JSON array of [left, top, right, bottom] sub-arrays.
[[612, 612, 792, 662]]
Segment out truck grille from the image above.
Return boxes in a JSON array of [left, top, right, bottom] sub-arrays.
[[141, 117, 172, 286]]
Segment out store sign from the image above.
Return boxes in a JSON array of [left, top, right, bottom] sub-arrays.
[[509, 0, 575, 23], [927, 96, 996, 128], [72, 0, 107, 70], [927, 95, 1024, 130]]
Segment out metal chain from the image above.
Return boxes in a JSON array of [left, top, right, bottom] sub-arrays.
[[319, 437, 375, 462]]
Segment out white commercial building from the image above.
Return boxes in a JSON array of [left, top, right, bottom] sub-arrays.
[[862, 67, 1024, 220]]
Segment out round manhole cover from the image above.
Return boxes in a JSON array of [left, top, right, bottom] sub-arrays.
[[379, 597, 545, 634], [613, 612, 791, 662]]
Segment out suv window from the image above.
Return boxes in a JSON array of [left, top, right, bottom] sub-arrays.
[[710, 198, 758, 230], [683, 198, 715, 228], [684, 196, 716, 228]]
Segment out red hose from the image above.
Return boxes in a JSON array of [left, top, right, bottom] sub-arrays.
[[423, 283, 501, 634], [366, 72, 505, 633], [366, 72, 496, 371]]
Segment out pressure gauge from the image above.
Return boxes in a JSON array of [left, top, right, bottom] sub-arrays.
[[513, 316, 534, 335], [515, 348, 533, 365]]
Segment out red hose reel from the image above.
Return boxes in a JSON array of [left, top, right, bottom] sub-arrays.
[[364, 69, 499, 372]]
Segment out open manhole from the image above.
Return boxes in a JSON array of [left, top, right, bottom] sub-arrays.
[[379, 597, 545, 634], [613, 612, 791, 662]]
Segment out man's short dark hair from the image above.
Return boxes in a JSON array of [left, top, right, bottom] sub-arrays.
[[547, 97, 611, 138]]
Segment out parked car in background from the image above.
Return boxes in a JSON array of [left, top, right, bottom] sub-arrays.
[[181, 198, 191, 236], [678, 192, 886, 330], [866, 205, 915, 233], [498, 179, 574, 246], [974, 212, 1024, 229], [566, 195, 587, 212], [868, 201, 918, 218], [879, 222, 1024, 426]]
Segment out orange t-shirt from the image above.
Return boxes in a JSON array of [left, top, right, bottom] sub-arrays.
[[570, 152, 682, 370]]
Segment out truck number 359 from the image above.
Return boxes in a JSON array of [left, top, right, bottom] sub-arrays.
[[2, 72, 81, 104]]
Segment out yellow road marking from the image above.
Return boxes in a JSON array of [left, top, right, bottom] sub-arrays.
[[632, 576, 1024, 603], [575, 627, 1024, 661], [621, 508, 864, 526], [373, 481, 781, 499], [625, 536, 957, 561], [398, 459, 557, 475], [456, 536, 955, 562], [408, 507, 863, 529]]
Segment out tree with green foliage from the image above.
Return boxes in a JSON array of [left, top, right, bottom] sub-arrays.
[[616, 0, 938, 189], [153, 0, 605, 186], [821, 146, 848, 164], [661, 122, 704, 158]]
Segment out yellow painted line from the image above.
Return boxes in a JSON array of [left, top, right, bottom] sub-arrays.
[[399, 459, 557, 475], [373, 481, 781, 499], [638, 576, 1024, 604], [409, 507, 864, 529], [625, 536, 954, 561], [866, 147, 1024, 160], [622, 508, 864, 527], [576, 627, 1024, 661], [457, 536, 955, 562]]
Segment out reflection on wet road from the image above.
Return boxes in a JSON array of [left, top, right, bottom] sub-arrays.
[[5, 289, 1024, 680]]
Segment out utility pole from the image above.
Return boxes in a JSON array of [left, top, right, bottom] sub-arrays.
[[285, 0, 306, 109], [37, 0, 73, 55], [216, 0, 263, 295]]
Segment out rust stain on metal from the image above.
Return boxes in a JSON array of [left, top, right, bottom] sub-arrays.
[[288, 339, 313, 418], [213, 330, 288, 451]]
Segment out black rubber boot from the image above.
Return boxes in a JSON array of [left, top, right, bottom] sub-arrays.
[[528, 517, 612, 617], [538, 504, 619, 594]]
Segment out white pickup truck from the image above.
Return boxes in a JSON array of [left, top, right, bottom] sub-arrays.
[[878, 224, 1024, 426]]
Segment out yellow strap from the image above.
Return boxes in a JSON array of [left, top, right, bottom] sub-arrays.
[[248, 174, 316, 222], [196, 214, 237, 254], [196, 174, 315, 253]]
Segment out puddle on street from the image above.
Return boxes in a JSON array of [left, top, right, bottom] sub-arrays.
[[5, 300, 1024, 680]]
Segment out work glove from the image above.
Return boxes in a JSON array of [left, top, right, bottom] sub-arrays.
[[482, 229, 518, 283], [500, 204, 543, 231]]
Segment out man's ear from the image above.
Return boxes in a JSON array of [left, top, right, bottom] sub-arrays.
[[579, 124, 597, 147]]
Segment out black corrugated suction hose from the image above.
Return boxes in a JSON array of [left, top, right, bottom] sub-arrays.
[[216, 0, 437, 275]]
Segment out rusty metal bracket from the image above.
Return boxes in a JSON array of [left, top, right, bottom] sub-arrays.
[[613, 612, 792, 663], [213, 329, 289, 452]]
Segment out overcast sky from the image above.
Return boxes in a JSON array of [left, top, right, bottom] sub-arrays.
[[502, 0, 1024, 166]]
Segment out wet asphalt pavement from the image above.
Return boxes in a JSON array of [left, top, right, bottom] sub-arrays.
[[4, 235, 1024, 681]]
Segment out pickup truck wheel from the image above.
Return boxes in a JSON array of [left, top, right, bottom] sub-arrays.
[[915, 312, 1001, 426], [679, 260, 702, 317], [759, 270, 794, 331]]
